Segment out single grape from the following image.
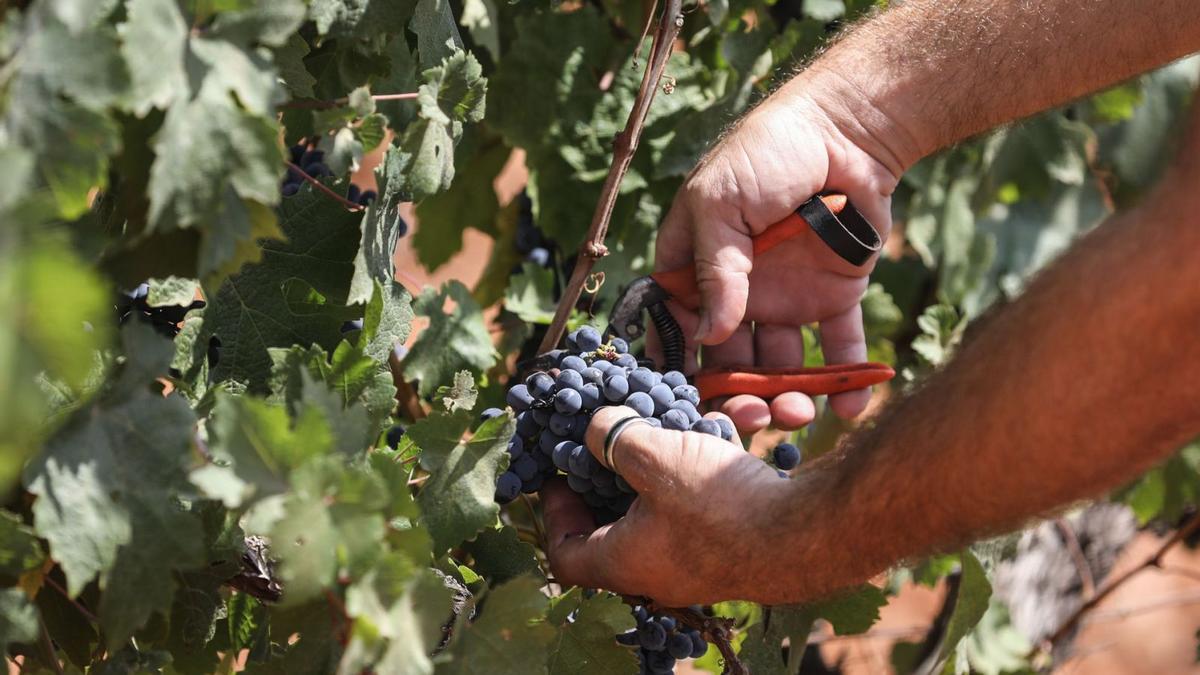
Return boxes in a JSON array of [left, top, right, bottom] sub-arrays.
[[666, 632, 693, 659], [512, 454, 538, 482], [657, 616, 676, 632], [644, 416, 662, 428], [506, 384, 534, 410], [515, 411, 540, 438], [688, 631, 708, 658], [773, 442, 801, 470], [569, 414, 589, 443], [568, 444, 596, 478], [615, 353, 638, 369], [669, 400, 701, 425], [660, 409, 690, 431], [625, 391, 654, 417], [539, 432, 563, 455], [661, 370, 687, 389], [549, 412, 575, 437], [395, 213, 409, 237], [480, 407, 504, 422], [616, 631, 638, 646], [633, 606, 649, 623], [591, 359, 613, 374], [691, 419, 721, 437], [566, 473, 592, 493], [716, 418, 735, 442], [533, 451, 554, 473], [495, 471, 521, 503], [386, 425, 406, 448], [576, 325, 602, 351], [560, 354, 588, 372], [580, 367, 605, 385], [358, 189, 377, 205], [526, 247, 551, 267], [602, 374, 630, 402], [648, 383, 674, 414], [281, 182, 300, 196], [552, 440, 576, 471], [507, 435, 524, 458], [629, 367, 656, 394], [526, 372, 556, 399], [556, 369, 585, 392], [611, 337, 629, 354], [532, 407, 552, 426], [347, 184, 361, 203], [555, 388, 583, 414], [637, 621, 667, 651], [579, 383, 602, 410], [672, 384, 700, 406]]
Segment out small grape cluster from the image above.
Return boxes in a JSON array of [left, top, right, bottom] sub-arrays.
[[616, 606, 708, 673], [513, 192, 552, 270], [115, 282, 206, 340], [280, 144, 377, 208]]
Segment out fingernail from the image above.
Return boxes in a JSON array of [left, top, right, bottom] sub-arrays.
[[694, 312, 711, 343]]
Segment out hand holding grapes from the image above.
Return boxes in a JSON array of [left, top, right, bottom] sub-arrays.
[[654, 75, 907, 433], [542, 406, 811, 606]]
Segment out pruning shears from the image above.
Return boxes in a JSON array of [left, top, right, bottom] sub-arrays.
[[606, 193, 896, 403]]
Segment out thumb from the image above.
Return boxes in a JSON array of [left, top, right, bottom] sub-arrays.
[[541, 477, 632, 591], [686, 199, 753, 345]]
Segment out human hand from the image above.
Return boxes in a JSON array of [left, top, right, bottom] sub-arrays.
[[542, 406, 815, 606], [653, 71, 910, 434]]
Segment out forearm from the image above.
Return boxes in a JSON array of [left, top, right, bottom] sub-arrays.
[[786, 0, 1200, 173], [777, 134, 1200, 602]]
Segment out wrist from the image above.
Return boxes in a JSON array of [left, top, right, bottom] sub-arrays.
[[779, 63, 933, 178]]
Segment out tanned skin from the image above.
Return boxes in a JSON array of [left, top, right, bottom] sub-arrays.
[[649, 0, 1200, 435], [540, 0, 1200, 606]]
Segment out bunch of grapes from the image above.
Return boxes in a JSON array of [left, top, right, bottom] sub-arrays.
[[495, 325, 725, 672], [115, 282, 206, 340], [616, 605, 708, 673]]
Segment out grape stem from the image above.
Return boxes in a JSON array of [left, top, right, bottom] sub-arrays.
[[285, 161, 365, 212], [278, 91, 420, 110], [536, 0, 685, 355], [626, 596, 749, 675]]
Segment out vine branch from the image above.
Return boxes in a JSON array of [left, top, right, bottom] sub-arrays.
[[280, 92, 419, 110], [1032, 512, 1200, 659], [536, 0, 685, 355], [285, 161, 365, 212]]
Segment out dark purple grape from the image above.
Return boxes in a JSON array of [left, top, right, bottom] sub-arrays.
[[386, 424, 406, 448], [526, 372, 555, 399], [629, 368, 656, 394], [556, 369, 585, 392], [773, 442, 801, 470], [560, 355, 587, 372], [691, 419, 721, 437], [549, 413, 575, 437], [507, 436, 524, 458], [512, 454, 538, 482], [555, 388, 583, 414], [660, 409, 690, 431], [579, 383, 602, 410], [611, 337, 629, 354], [495, 472, 521, 503], [625, 392, 653, 417], [661, 370, 687, 389], [552, 441, 576, 471], [516, 411, 540, 438], [506, 384, 534, 410], [575, 325, 602, 352], [716, 418, 735, 441], [672, 384, 700, 406], [667, 632, 692, 659], [566, 473, 592, 493], [602, 374, 629, 402], [669, 400, 701, 425], [480, 407, 504, 422], [689, 631, 708, 658], [648, 383, 674, 414], [347, 184, 361, 203]]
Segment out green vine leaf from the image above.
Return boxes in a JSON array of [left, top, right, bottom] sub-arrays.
[[0, 588, 38, 655], [24, 324, 203, 649], [404, 281, 497, 397], [416, 414, 514, 554], [199, 184, 363, 391], [546, 590, 637, 675], [436, 576, 555, 675]]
